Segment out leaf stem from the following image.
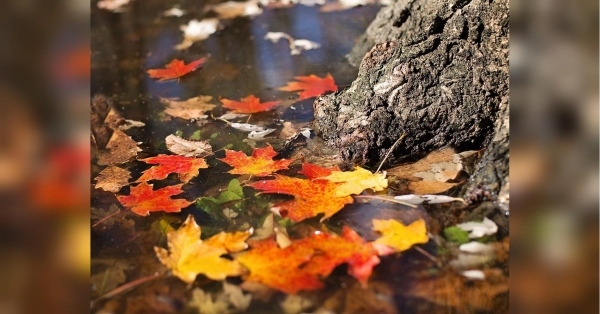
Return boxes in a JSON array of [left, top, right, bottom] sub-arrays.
[[353, 195, 417, 208], [376, 133, 405, 173], [91, 272, 165, 308]]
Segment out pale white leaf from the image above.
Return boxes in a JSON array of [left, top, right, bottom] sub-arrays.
[[97, 0, 131, 11], [163, 7, 185, 17], [461, 270, 486, 280], [459, 241, 494, 254], [208, 0, 262, 19], [223, 208, 239, 218], [217, 113, 249, 120], [222, 282, 252, 311], [165, 134, 213, 158], [393, 194, 464, 205], [118, 119, 145, 131], [248, 128, 276, 138], [230, 123, 266, 132], [456, 217, 498, 238], [176, 19, 219, 50]]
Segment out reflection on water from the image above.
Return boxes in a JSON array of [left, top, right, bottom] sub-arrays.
[[91, 1, 508, 313]]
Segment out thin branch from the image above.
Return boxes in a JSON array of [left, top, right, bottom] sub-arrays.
[[353, 195, 417, 208], [92, 272, 165, 307], [376, 133, 405, 173]]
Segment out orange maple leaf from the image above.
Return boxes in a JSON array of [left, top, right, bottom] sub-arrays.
[[278, 73, 338, 100], [236, 227, 385, 293], [236, 237, 323, 294], [147, 58, 206, 81], [248, 163, 353, 222], [219, 145, 291, 176], [219, 95, 281, 114], [117, 181, 193, 216], [299, 226, 383, 287], [136, 154, 208, 183]]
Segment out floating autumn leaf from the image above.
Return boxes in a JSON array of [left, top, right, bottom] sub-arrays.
[[94, 166, 131, 193], [160, 95, 216, 120], [249, 163, 353, 222], [176, 19, 219, 50], [96, 129, 142, 166], [136, 154, 208, 183], [155, 215, 252, 283], [236, 237, 323, 294], [237, 227, 387, 293], [323, 166, 388, 197], [220, 95, 281, 114], [279, 74, 338, 100], [372, 218, 429, 252], [165, 134, 213, 158], [206, 0, 262, 19], [298, 226, 384, 287], [265, 32, 320, 55], [117, 182, 193, 216], [386, 148, 478, 194], [219, 145, 291, 176], [147, 58, 206, 81]]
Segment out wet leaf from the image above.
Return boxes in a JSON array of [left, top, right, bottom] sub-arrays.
[[118, 119, 145, 131], [91, 259, 130, 297], [317, 281, 397, 314], [372, 218, 429, 252], [456, 217, 498, 238], [160, 95, 216, 120], [91, 204, 134, 230], [154, 215, 251, 283], [248, 128, 276, 138], [136, 154, 209, 183], [189, 288, 229, 314], [165, 134, 213, 158], [176, 19, 220, 50], [443, 226, 470, 244], [229, 122, 268, 132], [386, 148, 476, 194], [279, 74, 337, 100], [117, 182, 194, 216], [393, 194, 464, 205], [220, 95, 280, 114], [323, 166, 388, 197], [265, 32, 320, 55], [96, 129, 142, 166], [147, 58, 207, 81], [219, 145, 292, 176], [97, 0, 131, 12], [188, 282, 252, 314], [236, 237, 323, 294], [206, 0, 263, 19], [249, 163, 353, 222], [94, 166, 131, 193]]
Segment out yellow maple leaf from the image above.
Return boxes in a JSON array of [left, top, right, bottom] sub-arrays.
[[154, 215, 251, 284], [372, 218, 429, 252], [323, 166, 388, 197]]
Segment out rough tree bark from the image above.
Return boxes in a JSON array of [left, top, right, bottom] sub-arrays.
[[313, 0, 509, 209]]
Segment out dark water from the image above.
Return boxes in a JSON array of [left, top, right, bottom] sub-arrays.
[[91, 1, 508, 313]]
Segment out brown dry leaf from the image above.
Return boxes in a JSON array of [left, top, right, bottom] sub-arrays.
[[97, 130, 142, 166], [91, 94, 114, 148], [160, 95, 216, 120], [318, 281, 397, 314], [91, 259, 130, 298], [402, 269, 508, 311], [166, 134, 213, 158], [94, 166, 131, 193], [288, 137, 343, 169], [206, 0, 262, 19], [386, 147, 477, 194], [279, 122, 299, 139]]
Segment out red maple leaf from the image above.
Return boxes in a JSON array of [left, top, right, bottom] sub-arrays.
[[278, 73, 338, 100], [219, 95, 281, 114], [117, 181, 193, 216], [136, 154, 208, 183], [248, 163, 353, 222], [219, 145, 291, 176], [147, 58, 206, 81]]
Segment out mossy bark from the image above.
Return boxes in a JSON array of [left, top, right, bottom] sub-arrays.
[[313, 0, 509, 207]]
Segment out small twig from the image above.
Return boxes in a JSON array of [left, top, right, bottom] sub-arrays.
[[92, 210, 125, 228], [246, 114, 252, 124], [376, 133, 405, 173], [414, 246, 440, 265], [354, 195, 417, 208], [91, 272, 164, 307]]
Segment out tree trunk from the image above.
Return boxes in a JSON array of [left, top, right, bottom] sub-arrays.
[[313, 0, 509, 206]]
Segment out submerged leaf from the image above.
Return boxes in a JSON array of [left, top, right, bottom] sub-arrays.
[[279, 74, 337, 100], [323, 166, 388, 197], [219, 145, 291, 176], [94, 166, 131, 193], [154, 215, 251, 283], [372, 218, 429, 252], [166, 134, 213, 158], [147, 58, 206, 81], [96, 129, 142, 166], [160, 95, 216, 120], [117, 182, 193, 216]]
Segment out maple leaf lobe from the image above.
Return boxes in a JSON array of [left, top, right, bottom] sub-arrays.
[[147, 58, 206, 81], [220, 95, 280, 114], [279, 73, 338, 100], [117, 181, 193, 216]]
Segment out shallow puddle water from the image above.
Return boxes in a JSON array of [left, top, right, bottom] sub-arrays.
[[91, 1, 508, 313]]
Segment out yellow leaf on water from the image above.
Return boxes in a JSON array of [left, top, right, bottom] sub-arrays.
[[323, 166, 388, 197], [154, 215, 251, 284], [372, 218, 429, 252]]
